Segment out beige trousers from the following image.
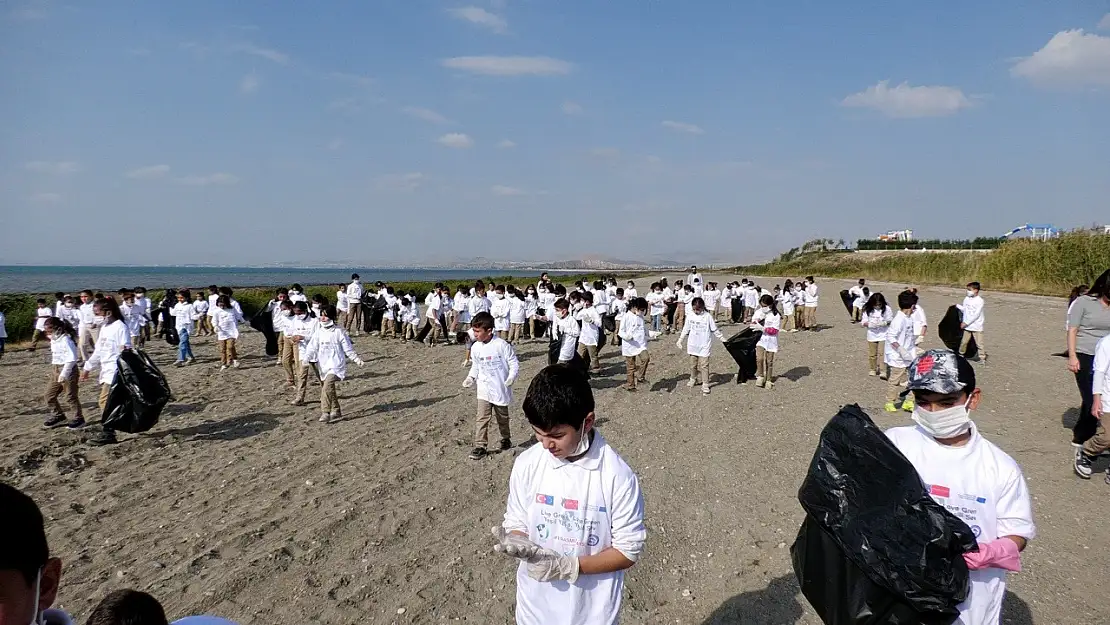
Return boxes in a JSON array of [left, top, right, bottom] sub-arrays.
[[689, 355, 710, 386], [756, 346, 775, 380], [887, 367, 908, 402], [46, 365, 82, 418], [474, 400, 510, 448], [321, 374, 341, 416]]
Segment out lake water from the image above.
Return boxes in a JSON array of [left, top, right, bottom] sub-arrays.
[[0, 266, 588, 294]]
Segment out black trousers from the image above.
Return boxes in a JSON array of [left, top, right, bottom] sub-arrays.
[[1073, 352, 1097, 444]]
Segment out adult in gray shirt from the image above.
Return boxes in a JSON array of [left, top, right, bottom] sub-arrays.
[[1067, 269, 1110, 448]]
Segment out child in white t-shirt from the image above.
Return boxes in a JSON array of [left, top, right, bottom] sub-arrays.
[[646, 283, 665, 334], [884, 291, 919, 412], [30, 298, 53, 351], [609, 288, 628, 346], [508, 289, 528, 344], [464, 312, 520, 460], [618, 297, 650, 390], [750, 294, 782, 389], [490, 286, 511, 340], [677, 297, 726, 395], [494, 365, 646, 625], [574, 291, 603, 373]]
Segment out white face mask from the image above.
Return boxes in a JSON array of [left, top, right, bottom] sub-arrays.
[[29, 566, 43, 625], [760, 306, 770, 314], [967, 290, 976, 297], [569, 425, 592, 458], [322, 320, 334, 328], [283, 311, 293, 317], [912, 398, 973, 439]]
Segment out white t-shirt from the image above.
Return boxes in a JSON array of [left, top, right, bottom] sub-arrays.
[[618, 312, 647, 357], [491, 297, 511, 331], [959, 295, 985, 332], [336, 290, 349, 311], [509, 297, 527, 324], [502, 432, 646, 625], [912, 305, 928, 336], [804, 283, 819, 307], [646, 292, 665, 316], [702, 289, 720, 312], [35, 306, 52, 331], [679, 311, 722, 358], [885, 424, 1035, 625], [751, 309, 782, 353], [552, 314, 580, 362], [171, 302, 194, 332], [83, 319, 132, 385], [576, 307, 602, 347], [862, 306, 894, 343], [468, 336, 519, 406], [884, 311, 917, 368], [303, 324, 359, 380]]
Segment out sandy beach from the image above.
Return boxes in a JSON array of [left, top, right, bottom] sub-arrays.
[[0, 276, 1103, 624]]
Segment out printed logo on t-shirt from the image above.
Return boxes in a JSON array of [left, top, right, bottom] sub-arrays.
[[587, 534, 600, 547], [562, 498, 579, 510], [929, 484, 950, 498], [970, 525, 982, 538], [536, 523, 550, 540], [535, 494, 554, 505]]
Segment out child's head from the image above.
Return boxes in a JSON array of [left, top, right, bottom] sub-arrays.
[[276, 287, 288, 299], [554, 298, 570, 318], [208, 285, 219, 295], [94, 297, 123, 322], [87, 589, 168, 625], [408, 290, 417, 299], [471, 312, 495, 342], [351, 273, 360, 281], [906, 349, 981, 440], [44, 316, 77, 341], [134, 287, 146, 297], [593, 280, 605, 291], [759, 294, 775, 309], [616, 288, 624, 298], [216, 295, 231, 309], [320, 305, 338, 324], [858, 278, 866, 286], [177, 289, 191, 303], [0, 484, 64, 625], [523, 366, 596, 459], [683, 285, 694, 294], [650, 282, 660, 292], [218, 286, 233, 297], [554, 284, 567, 297], [293, 301, 310, 316], [627, 280, 635, 289], [580, 290, 594, 305], [897, 290, 916, 311], [122, 290, 135, 303], [291, 283, 303, 292], [80, 290, 93, 302], [630, 297, 649, 314], [966, 281, 981, 295], [53, 292, 64, 301], [63, 296, 75, 308], [312, 294, 327, 305], [862, 286, 870, 298], [36, 298, 46, 306], [194, 291, 203, 300], [691, 297, 706, 314], [280, 300, 295, 314]]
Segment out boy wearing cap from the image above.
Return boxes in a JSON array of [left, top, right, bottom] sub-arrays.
[[0, 483, 74, 625], [885, 349, 1035, 625]]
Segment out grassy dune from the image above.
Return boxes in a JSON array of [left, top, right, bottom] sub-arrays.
[[734, 232, 1109, 297]]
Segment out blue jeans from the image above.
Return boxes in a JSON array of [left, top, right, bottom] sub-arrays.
[[651, 314, 662, 332], [178, 327, 194, 361]]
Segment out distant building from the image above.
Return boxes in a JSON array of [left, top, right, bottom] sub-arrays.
[[877, 229, 913, 242]]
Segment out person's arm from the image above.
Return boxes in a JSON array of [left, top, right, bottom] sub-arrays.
[[886, 316, 901, 350], [1067, 303, 1084, 372], [505, 344, 520, 385], [582, 471, 646, 575], [710, 317, 725, 341], [961, 299, 983, 328], [1092, 339, 1110, 417], [342, 331, 363, 365]]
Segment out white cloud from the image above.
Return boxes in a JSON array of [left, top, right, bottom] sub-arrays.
[[561, 100, 583, 115], [402, 106, 450, 124], [448, 6, 508, 33], [441, 56, 573, 76], [177, 173, 239, 186], [235, 43, 289, 64], [589, 147, 620, 159], [841, 80, 973, 118], [661, 120, 705, 135], [327, 138, 344, 151], [25, 161, 80, 175], [28, 192, 60, 203], [239, 72, 260, 94], [497, 139, 516, 149], [1099, 14, 1110, 31], [1010, 30, 1110, 87], [375, 172, 425, 191], [437, 133, 474, 148], [125, 164, 170, 179], [491, 185, 525, 196]]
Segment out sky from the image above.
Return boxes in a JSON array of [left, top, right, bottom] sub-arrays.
[[1, 1, 1109, 266]]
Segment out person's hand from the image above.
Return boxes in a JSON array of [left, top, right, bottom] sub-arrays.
[[355, 358, 364, 367], [80, 371, 89, 382], [960, 323, 967, 329], [58, 374, 68, 383], [462, 376, 475, 388], [1068, 356, 1081, 374], [675, 339, 683, 349], [506, 376, 517, 387], [915, 336, 924, 346], [491, 527, 544, 561], [1093, 398, 1102, 420], [526, 550, 581, 583], [963, 539, 1021, 572]]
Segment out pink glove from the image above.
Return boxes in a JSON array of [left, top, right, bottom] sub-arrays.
[[963, 538, 1022, 572]]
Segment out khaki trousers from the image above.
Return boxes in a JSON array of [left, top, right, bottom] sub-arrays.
[[867, 341, 883, 373], [508, 323, 524, 344], [381, 318, 396, 339], [98, 383, 110, 413], [346, 303, 361, 333], [852, 307, 862, 322], [689, 355, 710, 386], [794, 309, 804, 330], [294, 362, 320, 403], [46, 365, 82, 418], [474, 400, 510, 448], [960, 330, 986, 358], [403, 324, 416, 340], [804, 306, 817, 329], [281, 337, 299, 383], [756, 346, 775, 380], [78, 325, 97, 361], [887, 367, 908, 402], [624, 351, 650, 388], [219, 338, 238, 364], [610, 319, 622, 346], [674, 307, 686, 333], [782, 313, 795, 331], [1081, 416, 1110, 457], [321, 374, 341, 416], [577, 342, 601, 371]]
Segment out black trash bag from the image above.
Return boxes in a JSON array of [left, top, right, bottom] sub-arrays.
[[731, 298, 744, 324], [791, 404, 976, 625], [548, 336, 589, 377], [532, 317, 549, 339], [603, 314, 617, 333], [250, 310, 279, 356], [163, 326, 180, 347], [840, 290, 855, 316], [101, 350, 174, 433], [665, 301, 677, 327], [724, 327, 762, 383], [938, 305, 977, 360]]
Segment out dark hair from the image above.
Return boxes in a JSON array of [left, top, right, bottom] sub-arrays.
[[0, 483, 49, 585], [217, 295, 231, 308], [178, 289, 191, 301], [294, 301, 310, 314], [312, 293, 328, 305], [523, 365, 595, 431], [616, 288, 624, 297], [54, 291, 65, 300], [580, 290, 594, 305], [87, 589, 168, 625], [629, 297, 649, 312], [134, 287, 146, 294], [320, 305, 338, 320], [36, 297, 46, 305], [94, 297, 124, 322], [208, 285, 219, 292], [81, 289, 94, 297], [858, 279, 865, 285], [1088, 270, 1110, 301], [759, 293, 778, 316], [471, 311, 495, 330], [966, 282, 981, 290], [474, 280, 486, 290], [783, 279, 793, 292], [218, 286, 233, 296], [863, 292, 887, 315], [691, 296, 706, 311], [276, 287, 289, 296], [351, 273, 360, 280], [1069, 284, 1090, 305], [897, 290, 916, 310], [554, 284, 567, 296], [553, 298, 570, 310], [291, 283, 303, 291], [806, 276, 815, 282], [280, 300, 295, 312]]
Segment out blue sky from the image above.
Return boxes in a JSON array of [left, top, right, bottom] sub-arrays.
[[2, 1, 1108, 266]]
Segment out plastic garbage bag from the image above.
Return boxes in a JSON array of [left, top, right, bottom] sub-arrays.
[[724, 328, 762, 383], [163, 326, 180, 347], [101, 349, 174, 433], [791, 404, 976, 625], [731, 299, 743, 324], [938, 305, 977, 360], [548, 337, 589, 377], [531, 317, 549, 339], [603, 314, 617, 333], [249, 310, 279, 356], [840, 290, 855, 316]]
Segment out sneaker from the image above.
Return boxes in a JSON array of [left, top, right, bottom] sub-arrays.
[[702, 385, 711, 395], [232, 360, 241, 369], [686, 378, 696, 388], [88, 429, 118, 446], [469, 447, 487, 460], [883, 402, 898, 413], [755, 376, 765, 388], [1075, 452, 1094, 479], [174, 360, 185, 368], [499, 438, 512, 451], [330, 411, 341, 421], [65, 417, 86, 429], [623, 385, 637, 392], [902, 398, 915, 412], [319, 413, 331, 423], [868, 370, 877, 377], [187, 357, 196, 363], [637, 377, 647, 384], [1105, 468, 1110, 486], [767, 380, 775, 389], [220, 365, 228, 371], [461, 359, 470, 367], [879, 373, 889, 381], [43, 415, 66, 428]]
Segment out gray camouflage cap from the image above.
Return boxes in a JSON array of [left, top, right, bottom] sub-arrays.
[[906, 349, 976, 394]]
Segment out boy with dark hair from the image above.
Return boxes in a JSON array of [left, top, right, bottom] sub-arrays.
[[618, 297, 650, 391], [464, 311, 520, 460], [0, 483, 73, 625], [885, 349, 1034, 625], [549, 298, 580, 365], [884, 290, 919, 412], [87, 590, 168, 625], [493, 365, 646, 625], [959, 281, 987, 361], [31, 297, 52, 350]]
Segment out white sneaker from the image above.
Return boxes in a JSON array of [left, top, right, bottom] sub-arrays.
[[219, 365, 228, 371], [767, 380, 775, 389], [232, 360, 241, 369], [702, 385, 711, 395], [756, 376, 765, 388], [686, 378, 696, 388], [319, 413, 330, 423], [868, 370, 877, 377]]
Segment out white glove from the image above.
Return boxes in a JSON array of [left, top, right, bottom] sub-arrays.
[[505, 376, 517, 387], [491, 527, 544, 560], [915, 336, 924, 346], [675, 339, 683, 349], [462, 376, 475, 388], [354, 358, 364, 367], [57, 375, 68, 383], [526, 549, 581, 583]]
